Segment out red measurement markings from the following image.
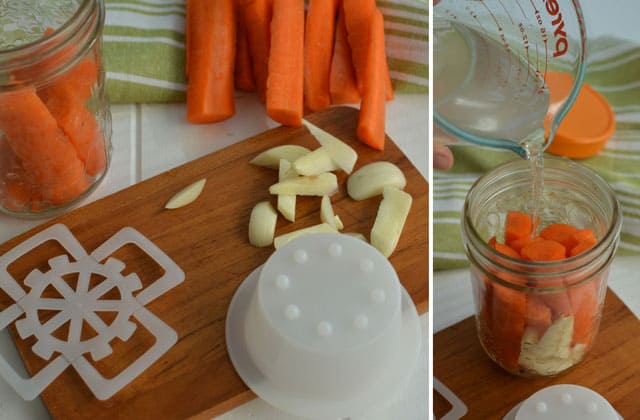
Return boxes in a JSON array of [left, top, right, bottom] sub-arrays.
[[479, 0, 512, 85]]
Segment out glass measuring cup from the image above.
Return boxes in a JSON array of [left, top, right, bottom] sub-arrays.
[[433, 0, 588, 157]]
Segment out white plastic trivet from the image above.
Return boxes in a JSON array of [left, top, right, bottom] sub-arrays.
[[0, 224, 184, 400], [226, 233, 421, 419], [503, 384, 622, 420]]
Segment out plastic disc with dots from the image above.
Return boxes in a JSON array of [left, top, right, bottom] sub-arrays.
[[504, 384, 622, 420], [225, 233, 421, 419]]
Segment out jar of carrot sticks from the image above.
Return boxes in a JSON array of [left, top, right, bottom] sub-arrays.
[[461, 157, 621, 377], [0, 0, 111, 217]]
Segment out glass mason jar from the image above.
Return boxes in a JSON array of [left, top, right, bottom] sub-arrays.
[[0, 0, 111, 217], [461, 157, 621, 377]]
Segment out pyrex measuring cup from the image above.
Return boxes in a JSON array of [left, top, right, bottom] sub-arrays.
[[433, 0, 588, 158]]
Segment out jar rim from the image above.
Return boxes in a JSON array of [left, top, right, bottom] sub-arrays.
[[0, 0, 104, 90], [462, 156, 622, 287]]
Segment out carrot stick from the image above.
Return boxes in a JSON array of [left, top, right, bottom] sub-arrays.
[[187, 0, 236, 123], [304, 0, 340, 112], [241, 0, 272, 102], [234, 5, 256, 92], [45, 85, 106, 176], [342, 0, 393, 100], [569, 280, 598, 345], [510, 236, 544, 255], [520, 239, 566, 262], [492, 283, 526, 371], [540, 223, 579, 250], [504, 211, 533, 245], [342, 0, 375, 93], [356, 10, 386, 150], [0, 89, 88, 204], [266, 0, 304, 126], [525, 295, 552, 336], [329, 6, 360, 105]]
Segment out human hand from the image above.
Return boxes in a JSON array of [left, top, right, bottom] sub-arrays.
[[434, 143, 453, 170]]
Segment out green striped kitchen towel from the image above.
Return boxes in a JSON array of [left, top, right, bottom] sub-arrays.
[[433, 36, 640, 271], [103, 0, 428, 103]]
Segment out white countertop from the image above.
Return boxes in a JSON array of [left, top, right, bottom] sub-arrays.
[[0, 93, 428, 420]]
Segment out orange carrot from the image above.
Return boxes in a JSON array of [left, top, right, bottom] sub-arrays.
[[0, 89, 88, 204], [356, 10, 386, 150], [540, 223, 579, 250], [266, 0, 304, 126], [525, 295, 552, 336], [241, 0, 272, 102], [304, 0, 340, 112], [520, 239, 566, 262], [330, 6, 360, 105], [567, 229, 596, 252], [45, 84, 107, 176], [342, 0, 393, 100], [488, 236, 497, 248], [492, 284, 526, 371], [493, 242, 520, 259], [234, 5, 256, 92], [504, 211, 533, 244], [510, 236, 544, 255], [569, 238, 597, 257], [569, 280, 598, 345], [187, 0, 236, 123]]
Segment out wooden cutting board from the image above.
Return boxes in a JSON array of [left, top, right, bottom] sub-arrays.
[[0, 106, 428, 420], [434, 289, 640, 419]]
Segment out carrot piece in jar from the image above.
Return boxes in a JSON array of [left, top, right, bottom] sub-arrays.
[[493, 242, 520, 259], [510, 235, 544, 255], [525, 295, 553, 336], [491, 284, 526, 370], [45, 84, 106, 176], [569, 238, 598, 257], [568, 279, 599, 345], [0, 89, 88, 205], [520, 239, 566, 262], [540, 223, 579, 250], [504, 211, 533, 245]]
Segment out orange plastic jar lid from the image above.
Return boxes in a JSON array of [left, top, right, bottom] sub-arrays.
[[545, 72, 615, 159]]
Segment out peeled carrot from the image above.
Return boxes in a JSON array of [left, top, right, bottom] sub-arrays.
[[569, 238, 597, 257], [187, 0, 236, 123], [241, 0, 272, 102], [525, 295, 552, 336], [569, 280, 598, 345], [520, 239, 566, 262], [540, 223, 578, 250], [492, 284, 526, 371], [234, 5, 256, 92], [45, 84, 106, 176], [330, 6, 361, 105], [342, 0, 393, 100], [304, 0, 340, 112], [0, 89, 88, 204], [504, 211, 533, 244], [266, 0, 304, 126], [493, 242, 520, 259], [567, 229, 596, 254], [510, 236, 544, 254], [356, 10, 386, 150]]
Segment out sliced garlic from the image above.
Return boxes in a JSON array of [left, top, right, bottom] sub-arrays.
[[293, 147, 340, 176], [370, 186, 412, 257], [347, 161, 407, 200], [248, 201, 278, 247], [273, 223, 337, 249], [165, 178, 206, 209], [250, 145, 311, 169], [302, 119, 358, 173], [269, 173, 338, 196], [277, 159, 297, 222], [320, 195, 343, 230]]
